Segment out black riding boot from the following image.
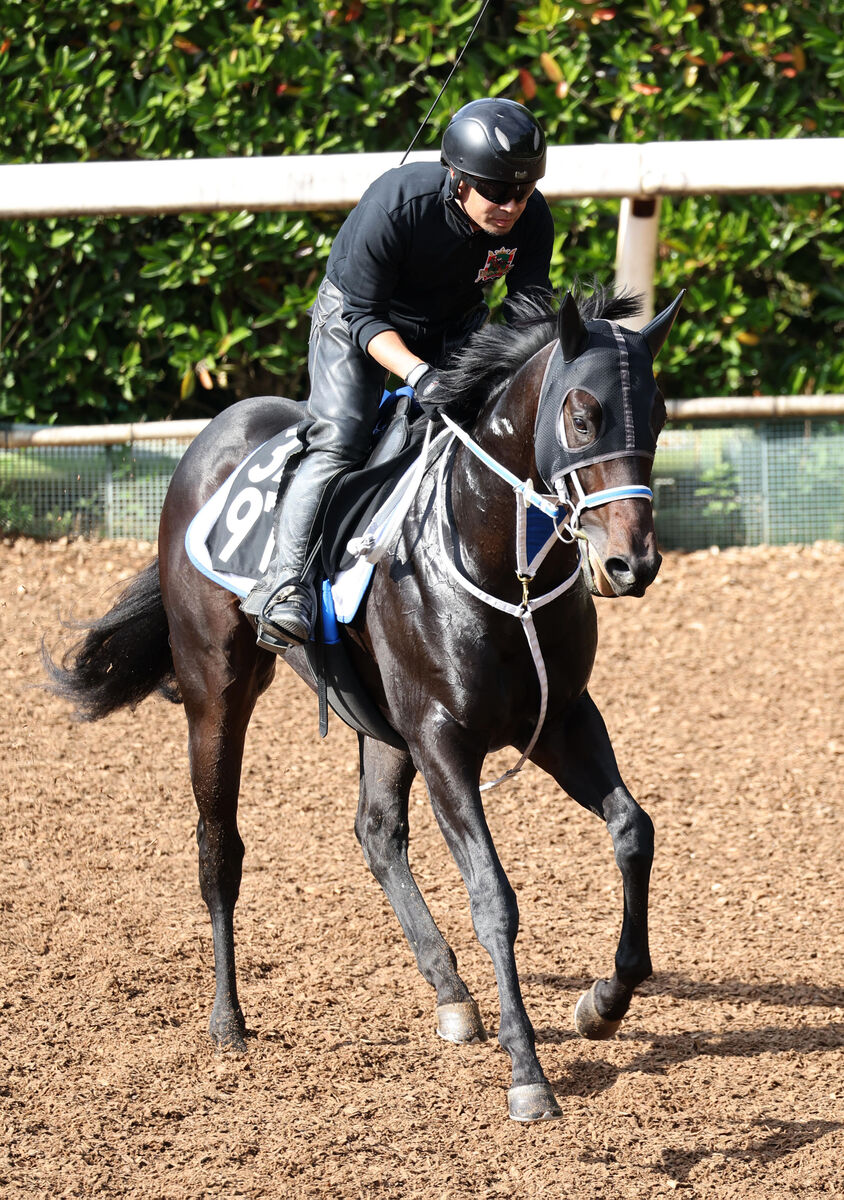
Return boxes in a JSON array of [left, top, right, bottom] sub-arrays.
[[240, 277, 387, 650], [245, 449, 346, 650]]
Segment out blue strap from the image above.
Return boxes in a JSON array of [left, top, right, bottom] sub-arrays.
[[321, 578, 340, 644], [577, 485, 653, 511]]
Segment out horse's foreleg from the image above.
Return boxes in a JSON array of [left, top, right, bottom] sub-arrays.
[[172, 606, 275, 1051], [356, 736, 486, 1043], [532, 689, 654, 1039], [417, 726, 561, 1122]]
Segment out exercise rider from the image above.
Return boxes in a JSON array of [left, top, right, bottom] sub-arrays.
[[246, 98, 555, 651]]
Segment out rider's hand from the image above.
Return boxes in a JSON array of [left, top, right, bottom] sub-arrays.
[[407, 363, 447, 421]]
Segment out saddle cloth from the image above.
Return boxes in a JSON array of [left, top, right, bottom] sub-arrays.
[[185, 405, 427, 626]]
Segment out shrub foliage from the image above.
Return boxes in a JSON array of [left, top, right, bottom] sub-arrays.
[[0, 0, 841, 424]]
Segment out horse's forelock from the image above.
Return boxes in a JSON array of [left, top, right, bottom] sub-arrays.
[[576, 281, 644, 325]]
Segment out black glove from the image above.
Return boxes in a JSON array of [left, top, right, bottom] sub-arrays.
[[409, 365, 447, 421]]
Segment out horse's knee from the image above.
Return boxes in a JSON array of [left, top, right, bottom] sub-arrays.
[[469, 870, 519, 949]]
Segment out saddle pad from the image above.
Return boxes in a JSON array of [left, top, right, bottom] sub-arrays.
[[185, 429, 384, 624]]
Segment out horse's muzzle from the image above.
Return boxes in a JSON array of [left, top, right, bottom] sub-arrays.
[[585, 542, 662, 598]]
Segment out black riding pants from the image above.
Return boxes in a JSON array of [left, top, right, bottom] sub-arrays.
[[270, 277, 488, 584], [270, 278, 387, 581]]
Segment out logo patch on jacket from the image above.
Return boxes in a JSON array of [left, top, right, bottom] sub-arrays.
[[475, 247, 517, 284]]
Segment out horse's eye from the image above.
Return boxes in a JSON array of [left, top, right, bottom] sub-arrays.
[[559, 389, 600, 449]]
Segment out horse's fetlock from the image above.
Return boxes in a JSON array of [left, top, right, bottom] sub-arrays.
[[496, 1014, 538, 1066], [614, 953, 652, 988]]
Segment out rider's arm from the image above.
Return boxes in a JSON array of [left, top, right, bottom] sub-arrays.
[[365, 329, 426, 384]]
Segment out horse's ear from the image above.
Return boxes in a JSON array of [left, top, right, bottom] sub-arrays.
[[640, 290, 686, 358], [559, 291, 588, 362]]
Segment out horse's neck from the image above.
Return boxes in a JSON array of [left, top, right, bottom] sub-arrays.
[[447, 346, 578, 592], [458, 347, 549, 492]]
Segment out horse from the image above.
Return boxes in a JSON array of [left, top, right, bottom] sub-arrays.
[[45, 284, 683, 1122]]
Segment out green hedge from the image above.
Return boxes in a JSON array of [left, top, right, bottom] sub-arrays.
[[1, 0, 842, 424]]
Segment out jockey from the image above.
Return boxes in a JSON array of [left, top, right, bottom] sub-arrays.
[[246, 98, 554, 651]]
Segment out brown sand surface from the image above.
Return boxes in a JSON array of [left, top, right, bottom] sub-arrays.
[[2, 537, 842, 1198]]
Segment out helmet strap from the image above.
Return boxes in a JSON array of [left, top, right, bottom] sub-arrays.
[[446, 169, 464, 201]]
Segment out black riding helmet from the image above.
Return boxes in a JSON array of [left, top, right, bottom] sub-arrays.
[[441, 98, 547, 184]]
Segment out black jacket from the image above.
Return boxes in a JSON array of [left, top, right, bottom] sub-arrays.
[[325, 162, 554, 364]]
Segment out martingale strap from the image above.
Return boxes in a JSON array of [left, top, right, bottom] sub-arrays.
[[434, 414, 655, 792], [435, 438, 583, 792]]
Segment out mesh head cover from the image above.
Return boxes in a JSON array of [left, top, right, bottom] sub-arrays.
[[533, 320, 659, 490]]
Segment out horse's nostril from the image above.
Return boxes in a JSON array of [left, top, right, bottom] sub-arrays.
[[604, 558, 636, 586], [603, 555, 662, 596]]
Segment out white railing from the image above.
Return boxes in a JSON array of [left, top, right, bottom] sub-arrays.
[[1, 139, 842, 326], [2, 420, 210, 448], [4, 394, 844, 450], [1, 140, 840, 217]]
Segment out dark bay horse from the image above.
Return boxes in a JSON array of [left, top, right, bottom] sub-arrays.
[[46, 286, 683, 1122]]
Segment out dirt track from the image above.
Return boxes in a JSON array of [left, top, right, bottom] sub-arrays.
[[2, 537, 843, 1198]]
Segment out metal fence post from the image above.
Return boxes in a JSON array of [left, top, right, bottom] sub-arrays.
[[760, 423, 771, 544], [104, 445, 114, 540]]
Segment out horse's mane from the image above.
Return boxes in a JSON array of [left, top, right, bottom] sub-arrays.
[[440, 281, 643, 415]]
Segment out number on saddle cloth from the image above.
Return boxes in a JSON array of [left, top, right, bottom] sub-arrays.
[[203, 390, 421, 586], [205, 429, 302, 580]]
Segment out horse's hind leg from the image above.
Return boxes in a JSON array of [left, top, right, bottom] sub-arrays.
[[169, 592, 275, 1051], [356, 736, 487, 1043], [532, 690, 654, 1039]]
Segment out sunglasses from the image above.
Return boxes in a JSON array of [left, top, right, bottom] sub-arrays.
[[463, 175, 536, 206]]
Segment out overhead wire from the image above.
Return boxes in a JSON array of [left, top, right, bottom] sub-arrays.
[[399, 0, 493, 165]]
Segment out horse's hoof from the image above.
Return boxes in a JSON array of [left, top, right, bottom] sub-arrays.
[[507, 1082, 562, 1122], [212, 1028, 247, 1053], [436, 1001, 488, 1044], [210, 1009, 247, 1052], [574, 982, 623, 1040]]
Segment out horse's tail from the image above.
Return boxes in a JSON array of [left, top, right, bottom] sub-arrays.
[[43, 558, 181, 721]]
